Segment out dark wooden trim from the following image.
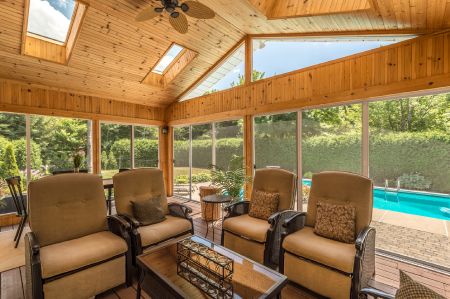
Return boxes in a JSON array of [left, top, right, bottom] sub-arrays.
[[43, 253, 126, 283]]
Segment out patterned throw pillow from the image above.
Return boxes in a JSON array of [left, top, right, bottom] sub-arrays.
[[248, 190, 280, 220], [396, 270, 445, 299], [314, 200, 356, 243], [131, 196, 166, 226]]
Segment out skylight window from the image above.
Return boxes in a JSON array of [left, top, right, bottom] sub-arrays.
[[152, 44, 185, 75], [27, 0, 77, 43]]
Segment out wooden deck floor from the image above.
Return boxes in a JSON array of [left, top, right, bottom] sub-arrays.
[[0, 198, 449, 298]]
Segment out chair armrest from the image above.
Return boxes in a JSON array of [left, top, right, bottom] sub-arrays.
[[282, 212, 307, 235], [25, 232, 43, 299], [108, 215, 131, 238], [26, 231, 40, 256], [356, 226, 375, 251], [353, 226, 377, 297], [224, 200, 250, 219], [360, 287, 395, 299], [168, 202, 193, 219], [266, 210, 303, 267], [118, 214, 140, 228]]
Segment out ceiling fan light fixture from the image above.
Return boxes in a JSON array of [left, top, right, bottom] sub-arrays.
[[171, 11, 180, 18], [155, 7, 164, 13], [181, 3, 189, 12]]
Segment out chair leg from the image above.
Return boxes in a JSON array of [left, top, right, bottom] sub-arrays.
[[13, 218, 22, 241], [15, 215, 27, 248]]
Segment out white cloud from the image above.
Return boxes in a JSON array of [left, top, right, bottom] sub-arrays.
[[27, 0, 71, 42]]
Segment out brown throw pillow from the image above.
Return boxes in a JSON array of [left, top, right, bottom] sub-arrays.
[[314, 200, 356, 243], [248, 190, 279, 220], [395, 271, 445, 299], [131, 196, 166, 226]]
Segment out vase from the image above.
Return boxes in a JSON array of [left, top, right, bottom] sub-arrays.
[[74, 168, 80, 173]]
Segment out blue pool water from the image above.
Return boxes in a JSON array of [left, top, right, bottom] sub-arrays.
[[302, 179, 450, 220]]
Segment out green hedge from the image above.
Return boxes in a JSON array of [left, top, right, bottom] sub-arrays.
[[174, 132, 450, 193], [110, 138, 158, 169], [174, 138, 243, 169]]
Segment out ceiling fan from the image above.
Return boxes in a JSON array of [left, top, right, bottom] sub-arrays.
[[135, 0, 215, 34]]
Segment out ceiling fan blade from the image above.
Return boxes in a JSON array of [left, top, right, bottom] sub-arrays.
[[135, 7, 159, 22], [183, 1, 215, 19], [169, 13, 188, 34]]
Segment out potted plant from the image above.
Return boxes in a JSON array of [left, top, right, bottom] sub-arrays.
[[209, 155, 252, 203], [72, 150, 85, 173]]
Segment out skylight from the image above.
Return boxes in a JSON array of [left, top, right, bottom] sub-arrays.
[[152, 44, 185, 75], [27, 0, 76, 43]]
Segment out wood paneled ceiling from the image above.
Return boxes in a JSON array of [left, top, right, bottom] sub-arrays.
[[0, 0, 449, 108]]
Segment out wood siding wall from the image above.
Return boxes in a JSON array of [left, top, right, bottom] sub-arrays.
[[0, 79, 165, 125], [166, 30, 450, 125]]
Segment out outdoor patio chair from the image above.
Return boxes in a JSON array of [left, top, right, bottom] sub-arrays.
[[113, 168, 194, 262], [280, 171, 375, 299], [5, 176, 27, 248], [25, 173, 132, 299], [221, 168, 297, 267]]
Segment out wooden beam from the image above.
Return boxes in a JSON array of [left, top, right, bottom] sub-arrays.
[[166, 29, 450, 125], [159, 125, 173, 196], [176, 37, 246, 101], [0, 78, 165, 125], [92, 119, 100, 174], [243, 115, 253, 199], [245, 35, 253, 84]]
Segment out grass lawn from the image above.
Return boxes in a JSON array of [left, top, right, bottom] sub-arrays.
[[101, 170, 119, 179], [174, 167, 210, 177]]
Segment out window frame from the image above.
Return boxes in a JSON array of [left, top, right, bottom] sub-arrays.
[[99, 121, 160, 175]]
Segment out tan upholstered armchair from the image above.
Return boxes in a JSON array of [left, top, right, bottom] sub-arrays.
[[221, 168, 297, 267], [113, 168, 194, 260], [280, 171, 376, 299], [25, 174, 132, 299]]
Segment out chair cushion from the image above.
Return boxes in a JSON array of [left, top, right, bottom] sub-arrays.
[[396, 270, 445, 299], [249, 190, 279, 220], [138, 215, 192, 247], [131, 196, 166, 226], [223, 214, 270, 243], [40, 231, 128, 279], [314, 200, 356, 243], [282, 227, 356, 274]]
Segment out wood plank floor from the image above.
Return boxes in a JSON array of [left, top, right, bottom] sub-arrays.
[[1, 198, 449, 299]]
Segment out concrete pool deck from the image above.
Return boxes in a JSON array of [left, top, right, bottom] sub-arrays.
[[372, 208, 450, 269], [372, 208, 450, 236]]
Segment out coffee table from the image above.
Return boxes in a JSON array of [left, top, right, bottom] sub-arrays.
[[136, 235, 287, 299]]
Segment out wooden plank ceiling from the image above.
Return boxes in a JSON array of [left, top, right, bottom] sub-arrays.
[[0, 0, 450, 108]]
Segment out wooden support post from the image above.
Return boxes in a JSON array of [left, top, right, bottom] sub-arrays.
[[92, 119, 100, 174], [245, 35, 253, 85], [159, 126, 173, 196], [243, 115, 253, 199]]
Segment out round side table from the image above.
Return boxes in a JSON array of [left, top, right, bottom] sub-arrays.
[[202, 194, 232, 241]]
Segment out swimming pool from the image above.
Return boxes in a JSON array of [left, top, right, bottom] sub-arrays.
[[302, 179, 450, 220]]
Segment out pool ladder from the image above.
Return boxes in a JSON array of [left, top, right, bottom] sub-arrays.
[[384, 179, 400, 203]]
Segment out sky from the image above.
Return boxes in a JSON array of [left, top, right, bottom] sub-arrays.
[[27, 0, 76, 42], [209, 38, 413, 92]]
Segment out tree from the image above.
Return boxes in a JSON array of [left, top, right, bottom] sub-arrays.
[[1, 144, 19, 179], [108, 151, 117, 170], [101, 151, 109, 170], [230, 70, 266, 87]]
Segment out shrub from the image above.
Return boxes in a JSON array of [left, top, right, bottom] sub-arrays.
[[108, 151, 117, 170], [12, 139, 42, 170], [101, 151, 108, 169], [398, 173, 432, 190], [175, 175, 189, 184], [1, 144, 19, 179], [192, 172, 211, 183]]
